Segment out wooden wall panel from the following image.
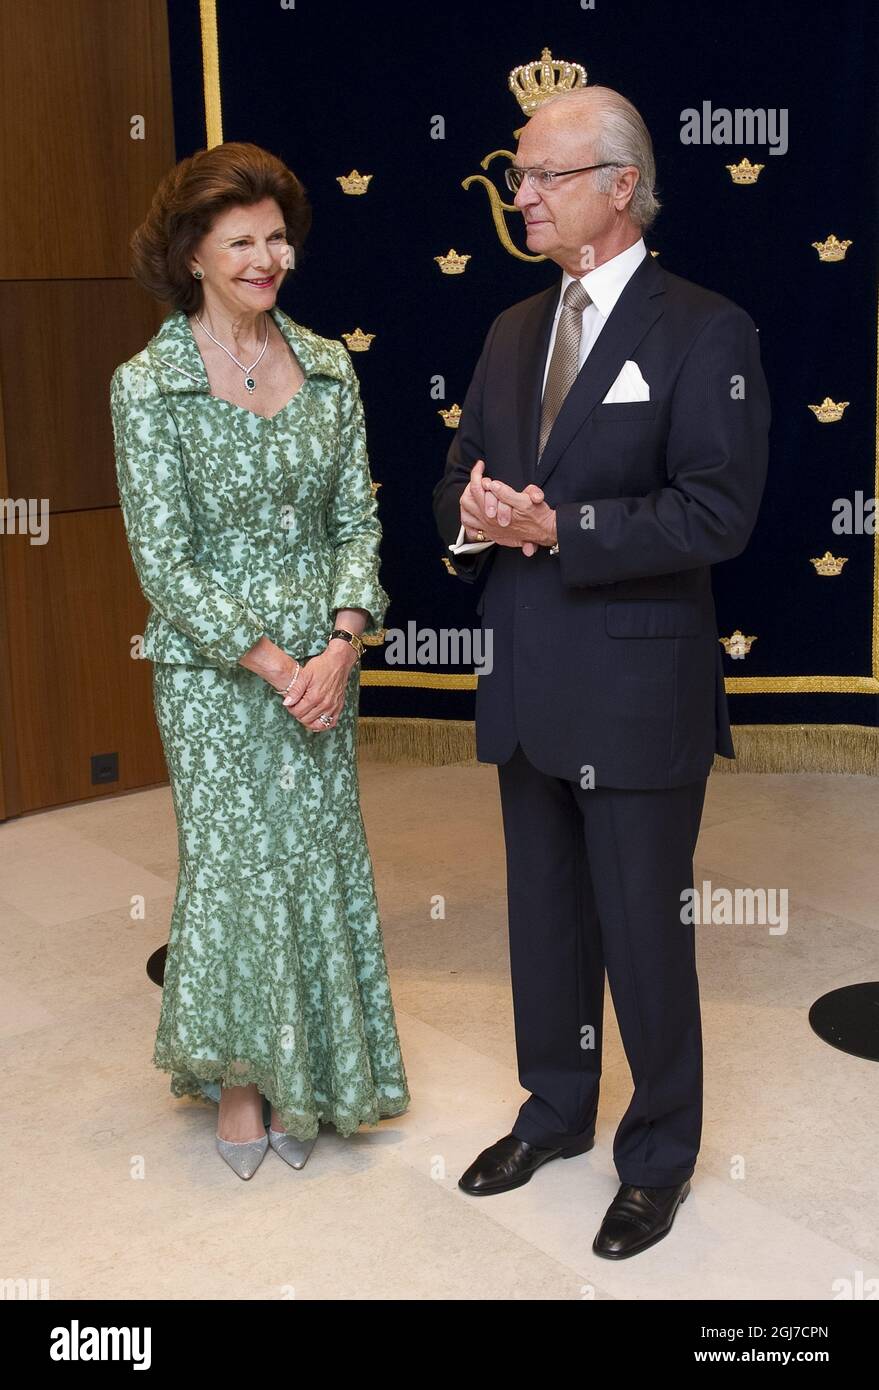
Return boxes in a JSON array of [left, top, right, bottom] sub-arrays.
[[0, 0, 177, 817], [0, 0, 176, 281], [0, 281, 165, 511], [3, 508, 167, 813]]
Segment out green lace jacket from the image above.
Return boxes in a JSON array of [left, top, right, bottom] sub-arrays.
[[109, 306, 388, 670]]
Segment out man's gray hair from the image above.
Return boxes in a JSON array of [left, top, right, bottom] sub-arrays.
[[539, 87, 661, 231]]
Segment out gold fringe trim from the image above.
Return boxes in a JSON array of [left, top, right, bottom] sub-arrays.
[[710, 724, 879, 775], [357, 719, 879, 775], [358, 718, 476, 765]]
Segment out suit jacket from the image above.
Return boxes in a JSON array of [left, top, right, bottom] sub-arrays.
[[110, 306, 388, 671], [432, 251, 770, 789]]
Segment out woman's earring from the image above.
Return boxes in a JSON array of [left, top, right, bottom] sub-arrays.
[[192, 268, 204, 279]]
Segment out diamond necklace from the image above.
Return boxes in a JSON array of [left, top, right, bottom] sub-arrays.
[[194, 312, 269, 393]]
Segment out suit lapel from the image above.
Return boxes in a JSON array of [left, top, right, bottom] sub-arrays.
[[524, 253, 666, 489]]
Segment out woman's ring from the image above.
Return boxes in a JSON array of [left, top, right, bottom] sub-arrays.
[[318, 713, 332, 727]]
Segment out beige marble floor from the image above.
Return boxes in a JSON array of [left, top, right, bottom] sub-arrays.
[[1, 760, 877, 1300]]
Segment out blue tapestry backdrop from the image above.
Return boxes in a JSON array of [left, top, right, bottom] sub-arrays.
[[161, 0, 879, 767]]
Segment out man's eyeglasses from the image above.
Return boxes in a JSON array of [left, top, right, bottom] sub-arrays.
[[505, 163, 625, 194]]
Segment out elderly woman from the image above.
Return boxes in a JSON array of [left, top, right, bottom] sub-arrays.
[[110, 141, 409, 1179]]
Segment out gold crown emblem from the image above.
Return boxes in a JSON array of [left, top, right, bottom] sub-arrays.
[[435, 248, 471, 275], [725, 158, 764, 184], [719, 629, 758, 659], [811, 234, 852, 262], [370, 480, 382, 498], [336, 169, 372, 195], [508, 47, 587, 116], [437, 404, 462, 429], [341, 327, 375, 352], [808, 397, 849, 423], [810, 550, 848, 576]]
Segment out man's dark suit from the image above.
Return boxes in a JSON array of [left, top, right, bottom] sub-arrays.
[[432, 249, 769, 1185]]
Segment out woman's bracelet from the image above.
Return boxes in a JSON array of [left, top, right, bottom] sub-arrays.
[[276, 660, 301, 697]]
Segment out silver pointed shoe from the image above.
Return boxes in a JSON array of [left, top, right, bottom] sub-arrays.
[[268, 1127, 317, 1169], [216, 1131, 269, 1180]]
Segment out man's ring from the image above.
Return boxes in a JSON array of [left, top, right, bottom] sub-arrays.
[[475, 530, 486, 542]]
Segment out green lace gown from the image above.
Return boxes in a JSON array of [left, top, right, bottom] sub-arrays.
[[110, 306, 410, 1140]]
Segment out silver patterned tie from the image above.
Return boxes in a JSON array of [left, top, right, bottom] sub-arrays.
[[538, 279, 593, 459]]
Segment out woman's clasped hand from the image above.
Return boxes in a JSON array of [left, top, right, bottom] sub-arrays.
[[280, 641, 359, 732]]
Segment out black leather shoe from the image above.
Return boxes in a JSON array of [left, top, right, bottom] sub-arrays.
[[592, 1180, 691, 1258], [458, 1131, 595, 1196]]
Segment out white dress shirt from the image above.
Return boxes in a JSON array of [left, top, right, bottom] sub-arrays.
[[450, 236, 648, 554]]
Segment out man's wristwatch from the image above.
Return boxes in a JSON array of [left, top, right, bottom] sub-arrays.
[[330, 627, 366, 661]]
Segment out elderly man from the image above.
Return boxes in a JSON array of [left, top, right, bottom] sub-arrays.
[[432, 86, 769, 1258]]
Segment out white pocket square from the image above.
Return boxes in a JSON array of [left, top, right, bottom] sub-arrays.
[[602, 360, 650, 403]]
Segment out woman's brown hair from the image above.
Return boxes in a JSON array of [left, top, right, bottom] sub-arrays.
[[129, 141, 312, 314]]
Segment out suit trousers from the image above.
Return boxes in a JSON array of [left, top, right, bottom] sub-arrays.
[[496, 741, 708, 1187]]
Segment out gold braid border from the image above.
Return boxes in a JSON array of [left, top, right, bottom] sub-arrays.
[[199, 0, 223, 147]]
